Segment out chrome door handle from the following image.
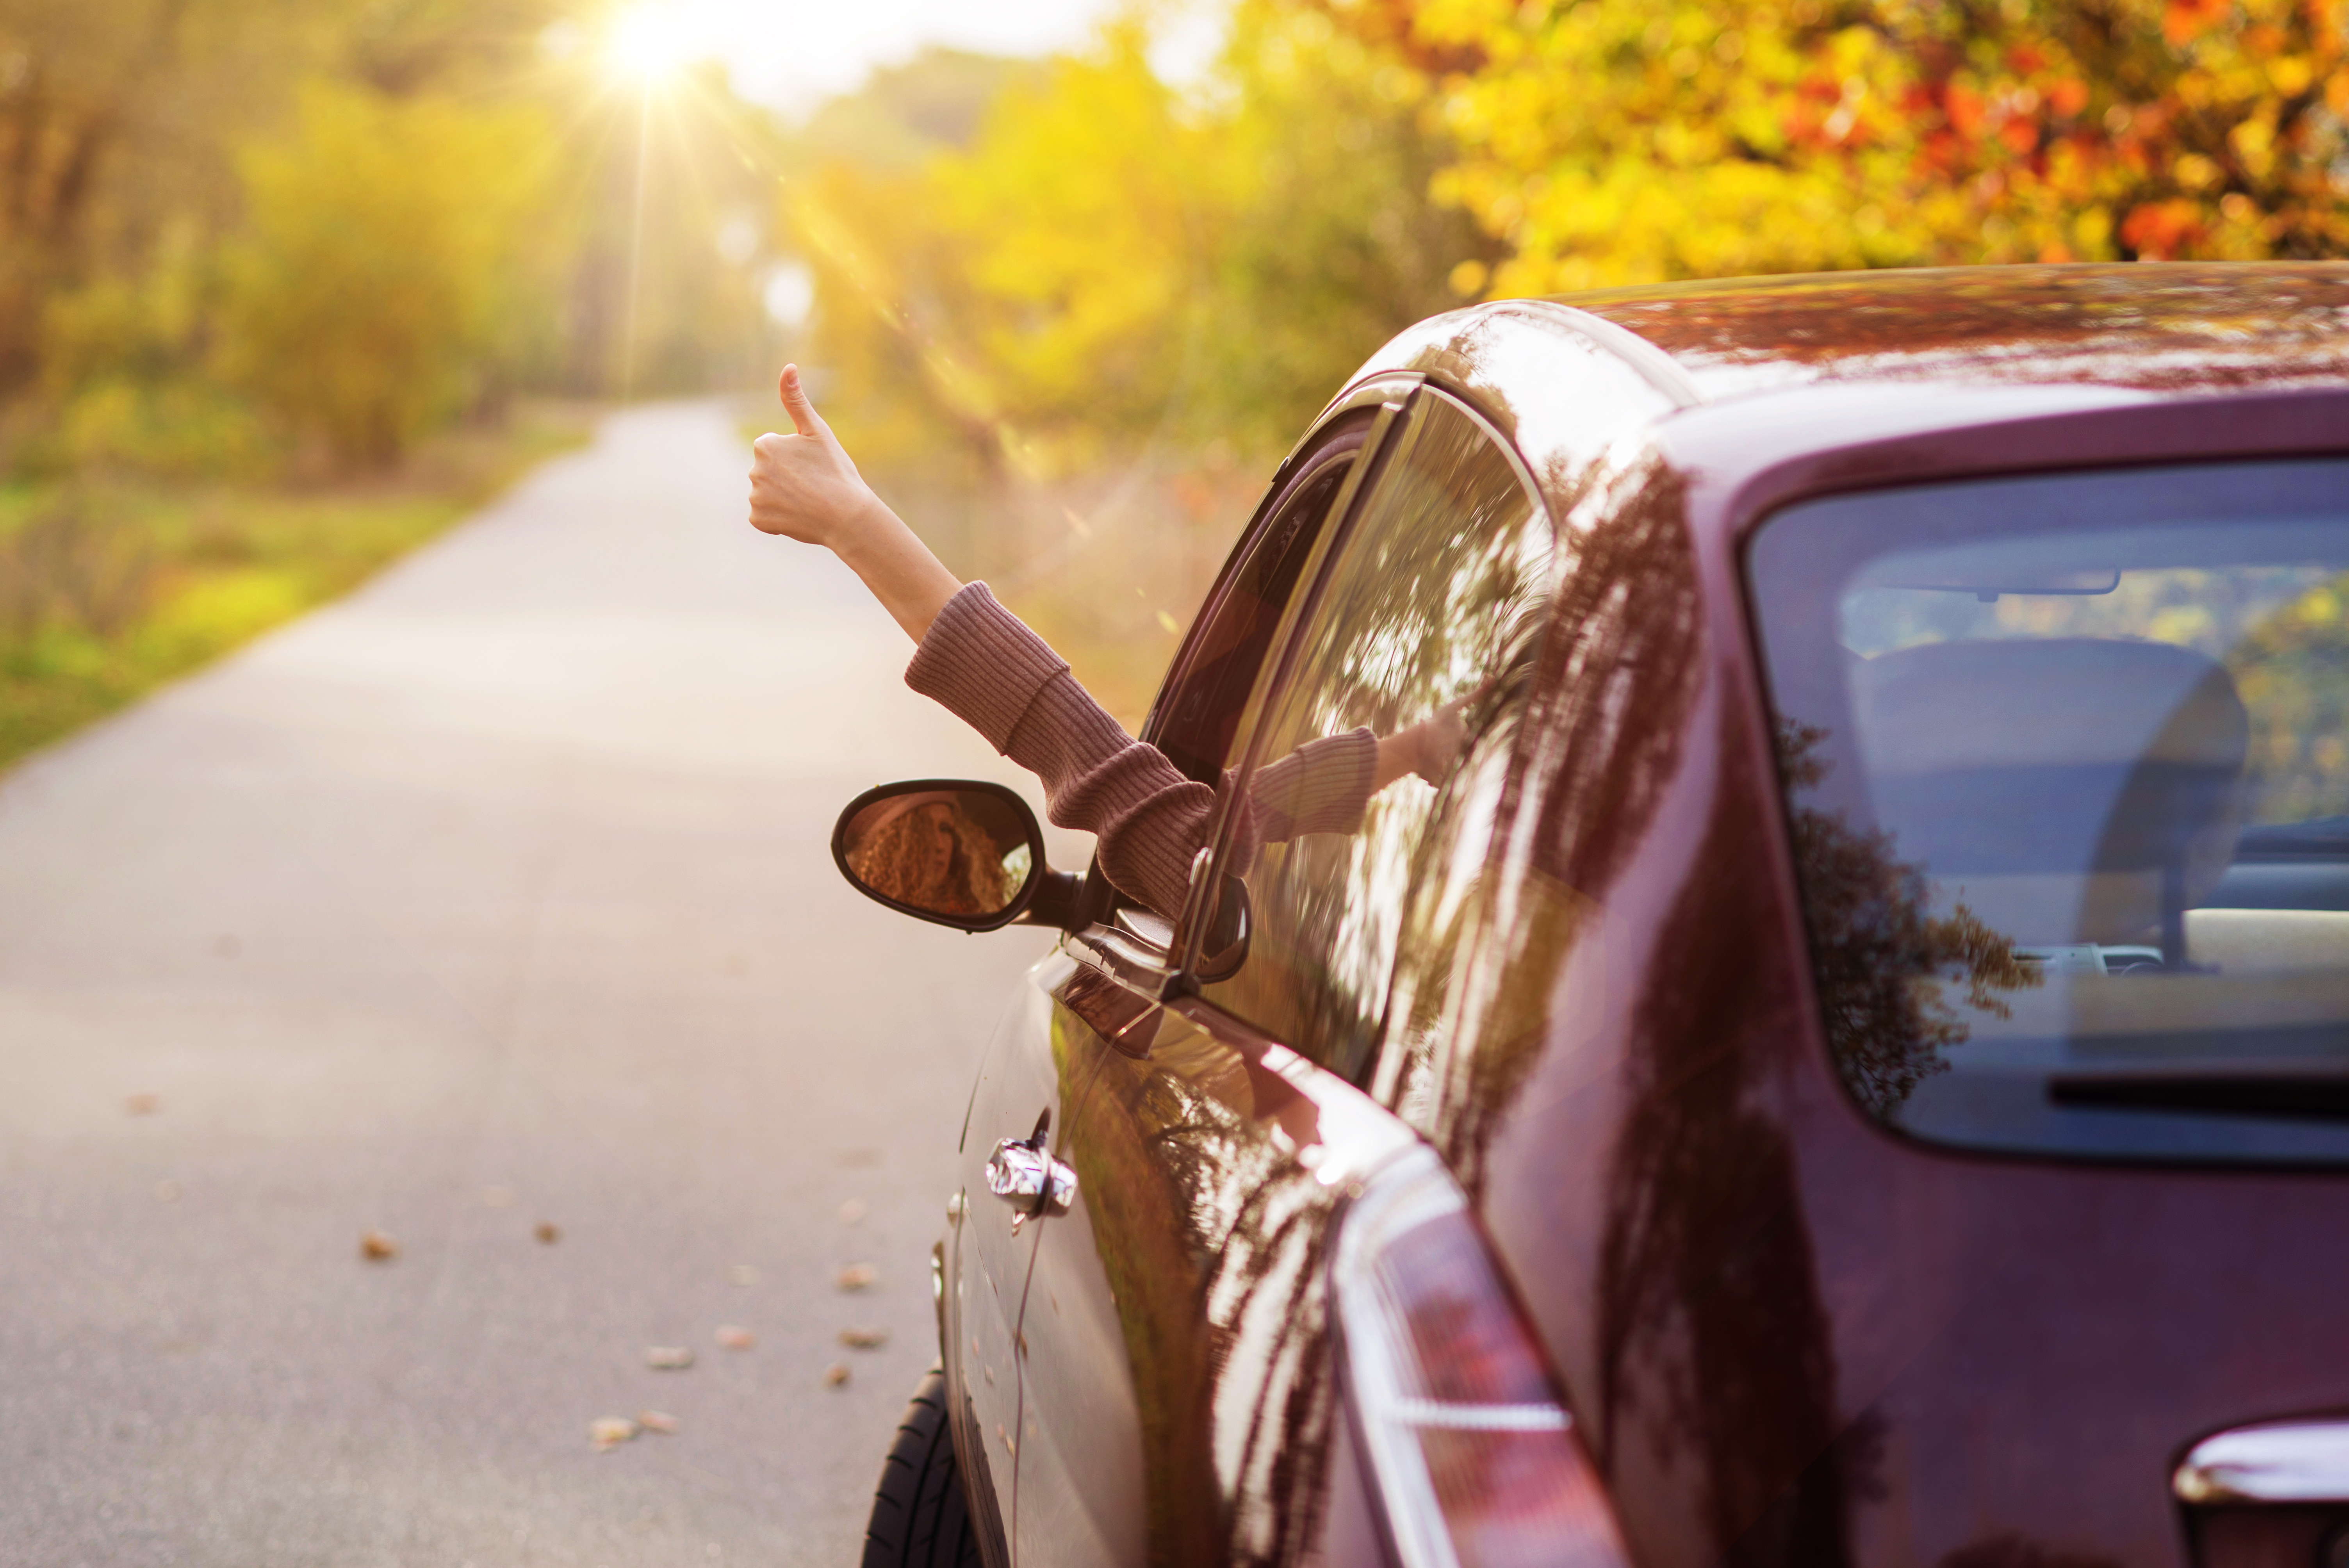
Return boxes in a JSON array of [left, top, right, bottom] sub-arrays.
[[986, 1137, 1077, 1218], [2176, 1418, 2349, 1503]]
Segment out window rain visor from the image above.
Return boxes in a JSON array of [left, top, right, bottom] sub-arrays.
[[1748, 460, 2349, 1164]]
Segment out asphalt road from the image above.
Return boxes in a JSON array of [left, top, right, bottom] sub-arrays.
[[0, 402, 1080, 1567]]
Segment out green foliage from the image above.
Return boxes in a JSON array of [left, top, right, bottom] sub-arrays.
[[218, 81, 557, 470], [0, 404, 593, 769], [29, 231, 279, 480]]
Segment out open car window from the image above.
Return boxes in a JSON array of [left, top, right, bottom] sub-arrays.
[[1750, 458, 2349, 1164], [1145, 415, 1376, 789]]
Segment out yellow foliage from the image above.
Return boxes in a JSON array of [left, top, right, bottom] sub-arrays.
[[792, 9, 1488, 476], [1394, 0, 2349, 289], [218, 80, 556, 469]]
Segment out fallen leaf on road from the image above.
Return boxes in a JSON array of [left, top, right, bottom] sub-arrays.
[[591, 1417, 638, 1450], [715, 1325, 755, 1350], [836, 1264, 877, 1292], [125, 1094, 159, 1116], [636, 1409, 678, 1434], [837, 1199, 866, 1226], [824, 1364, 850, 1388], [534, 1222, 561, 1244], [359, 1229, 398, 1261], [153, 1179, 180, 1204], [728, 1263, 759, 1287], [839, 1327, 887, 1350], [645, 1345, 694, 1370]]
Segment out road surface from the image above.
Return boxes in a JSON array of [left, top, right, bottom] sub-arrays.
[[0, 402, 1080, 1566]]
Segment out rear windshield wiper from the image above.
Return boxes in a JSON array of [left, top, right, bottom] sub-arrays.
[[2049, 1070, 2349, 1121]]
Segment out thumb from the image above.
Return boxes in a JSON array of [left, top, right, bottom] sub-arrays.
[[779, 364, 827, 440]]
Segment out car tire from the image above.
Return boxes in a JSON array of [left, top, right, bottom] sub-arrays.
[[861, 1365, 983, 1568]]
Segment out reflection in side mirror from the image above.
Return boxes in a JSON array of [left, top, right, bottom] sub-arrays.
[[831, 780, 1079, 932]]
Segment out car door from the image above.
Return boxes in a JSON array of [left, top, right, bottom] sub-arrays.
[[1009, 385, 1558, 1568], [945, 956, 1076, 1559], [944, 394, 1395, 1568]]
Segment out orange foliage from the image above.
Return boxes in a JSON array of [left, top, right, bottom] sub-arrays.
[[1332, 0, 2349, 286]]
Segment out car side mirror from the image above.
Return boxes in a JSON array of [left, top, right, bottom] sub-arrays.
[[832, 780, 1081, 932]]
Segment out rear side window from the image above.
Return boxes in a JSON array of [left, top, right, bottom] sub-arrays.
[[1749, 460, 2349, 1164], [1205, 393, 1552, 1078]]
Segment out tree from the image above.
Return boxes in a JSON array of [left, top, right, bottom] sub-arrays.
[[1376, 0, 2349, 291], [789, 10, 1491, 476], [217, 80, 553, 469]]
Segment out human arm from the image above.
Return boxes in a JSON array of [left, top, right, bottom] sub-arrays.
[[748, 369, 1436, 919], [747, 368, 1225, 916], [747, 365, 962, 642]]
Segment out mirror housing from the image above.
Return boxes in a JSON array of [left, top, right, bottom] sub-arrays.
[[832, 780, 1080, 932]]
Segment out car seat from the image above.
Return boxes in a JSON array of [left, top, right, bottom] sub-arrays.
[[1851, 636, 2249, 967]]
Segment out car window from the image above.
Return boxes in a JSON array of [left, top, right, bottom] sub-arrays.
[[1201, 392, 1553, 1078], [1748, 459, 2349, 1164]]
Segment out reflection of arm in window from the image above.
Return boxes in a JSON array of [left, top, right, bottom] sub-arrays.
[[1251, 731, 1378, 840]]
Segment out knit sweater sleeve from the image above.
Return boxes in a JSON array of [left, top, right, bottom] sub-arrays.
[[905, 583, 1232, 919], [904, 582, 1380, 919]]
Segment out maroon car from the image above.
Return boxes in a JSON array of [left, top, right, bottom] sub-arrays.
[[836, 264, 2349, 1568]]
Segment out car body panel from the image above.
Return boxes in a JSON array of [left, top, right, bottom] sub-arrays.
[[938, 265, 2349, 1568], [1005, 981, 1150, 1568], [949, 950, 1081, 1561], [1574, 261, 2349, 401], [1350, 290, 2349, 1566], [1012, 978, 1350, 1567], [1013, 960, 1425, 1568]]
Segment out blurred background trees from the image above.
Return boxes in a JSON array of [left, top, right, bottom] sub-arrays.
[[1, 0, 2345, 745]]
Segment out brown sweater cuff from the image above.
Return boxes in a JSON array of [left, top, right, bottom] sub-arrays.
[[904, 582, 1071, 752]]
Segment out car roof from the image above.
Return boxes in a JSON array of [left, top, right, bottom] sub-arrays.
[[1563, 262, 2349, 403], [1344, 263, 2349, 522]]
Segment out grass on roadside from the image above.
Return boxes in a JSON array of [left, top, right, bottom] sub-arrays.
[[0, 402, 599, 772]]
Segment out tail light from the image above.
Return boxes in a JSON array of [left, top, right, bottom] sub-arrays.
[[1331, 1146, 1633, 1568]]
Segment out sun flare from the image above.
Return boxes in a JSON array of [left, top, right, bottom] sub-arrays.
[[603, 2, 699, 87]]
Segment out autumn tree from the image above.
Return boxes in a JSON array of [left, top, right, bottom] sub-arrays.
[[1371, 0, 2349, 291], [789, 10, 1490, 477], [217, 82, 555, 469]]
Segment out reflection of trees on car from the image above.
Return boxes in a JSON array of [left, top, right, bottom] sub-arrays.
[[1050, 1004, 1345, 1567], [1377, 458, 1706, 1196], [1596, 728, 1870, 1568], [1775, 720, 2039, 1121], [2229, 572, 2349, 823]]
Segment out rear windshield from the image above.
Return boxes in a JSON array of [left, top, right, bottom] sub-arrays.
[[1749, 459, 2349, 1164]]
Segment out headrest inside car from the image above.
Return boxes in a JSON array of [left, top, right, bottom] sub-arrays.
[[1851, 637, 2248, 945]]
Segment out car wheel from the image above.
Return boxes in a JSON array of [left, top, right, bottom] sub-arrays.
[[861, 1365, 983, 1568]]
